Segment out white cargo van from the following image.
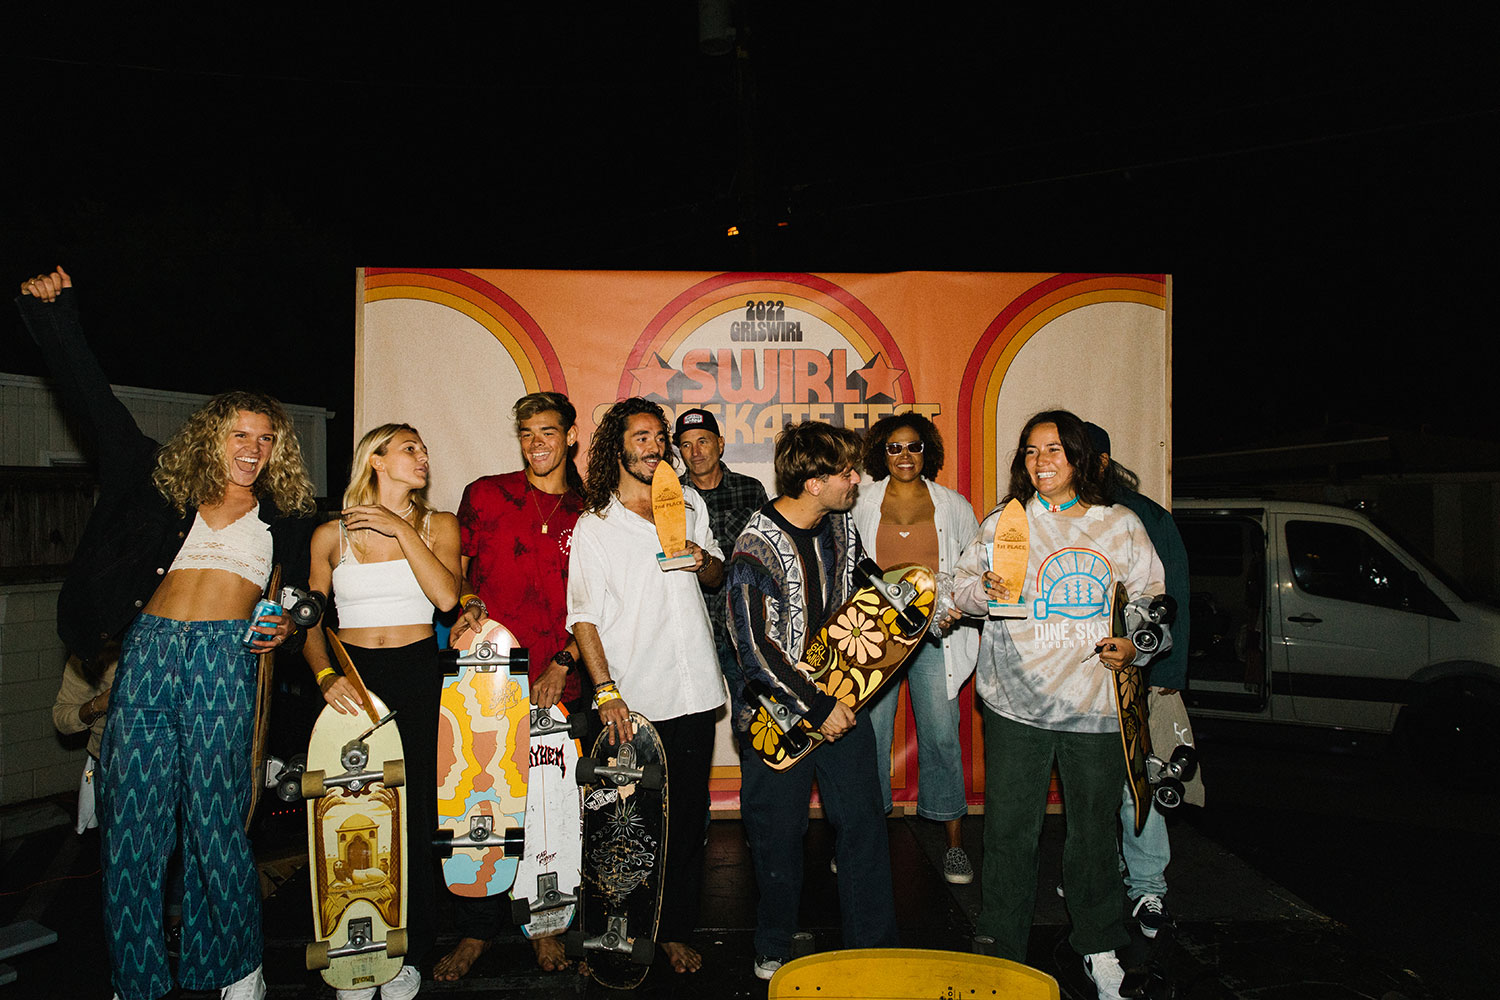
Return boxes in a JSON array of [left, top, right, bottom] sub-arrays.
[[1173, 499, 1500, 764]]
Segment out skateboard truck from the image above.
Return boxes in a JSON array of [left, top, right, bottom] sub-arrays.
[[440, 643, 529, 675], [512, 871, 579, 924], [575, 742, 665, 790], [300, 712, 405, 798], [530, 707, 587, 740], [857, 558, 927, 637], [433, 815, 525, 853], [744, 678, 811, 755], [567, 915, 654, 965], [305, 916, 407, 970], [1145, 743, 1199, 809]]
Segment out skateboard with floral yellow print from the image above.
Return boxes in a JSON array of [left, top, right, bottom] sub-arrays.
[[748, 560, 936, 771]]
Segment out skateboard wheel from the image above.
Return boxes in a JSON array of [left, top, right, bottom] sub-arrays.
[[1169, 744, 1199, 781], [511, 897, 532, 925], [432, 829, 454, 858], [305, 940, 330, 970], [639, 763, 664, 791], [300, 769, 327, 799], [385, 928, 407, 958], [564, 930, 585, 958], [567, 713, 588, 739], [576, 756, 598, 785], [511, 647, 530, 676], [1153, 778, 1184, 809], [383, 760, 406, 788], [790, 931, 815, 958], [631, 937, 655, 965]]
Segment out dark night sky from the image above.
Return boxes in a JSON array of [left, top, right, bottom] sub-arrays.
[[4, 8, 1497, 486]]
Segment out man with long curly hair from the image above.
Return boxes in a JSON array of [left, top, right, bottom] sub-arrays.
[[725, 421, 900, 980], [17, 266, 317, 1000], [565, 397, 726, 974]]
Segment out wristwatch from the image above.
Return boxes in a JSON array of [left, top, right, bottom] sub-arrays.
[[550, 649, 577, 671]]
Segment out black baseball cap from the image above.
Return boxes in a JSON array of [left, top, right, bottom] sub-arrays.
[[673, 408, 721, 441]]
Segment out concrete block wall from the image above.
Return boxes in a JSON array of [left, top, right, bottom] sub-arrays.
[[0, 583, 84, 807]]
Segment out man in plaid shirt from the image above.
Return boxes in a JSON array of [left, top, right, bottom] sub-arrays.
[[673, 409, 768, 696]]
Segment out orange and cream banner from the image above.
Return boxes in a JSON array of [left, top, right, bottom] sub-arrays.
[[356, 269, 1172, 811]]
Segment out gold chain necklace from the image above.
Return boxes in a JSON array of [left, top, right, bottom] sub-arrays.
[[530, 486, 566, 535]]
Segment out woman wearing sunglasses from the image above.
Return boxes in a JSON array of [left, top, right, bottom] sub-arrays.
[[852, 413, 981, 884]]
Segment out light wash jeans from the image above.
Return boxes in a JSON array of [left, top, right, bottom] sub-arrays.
[[1119, 784, 1170, 898], [869, 636, 967, 821]]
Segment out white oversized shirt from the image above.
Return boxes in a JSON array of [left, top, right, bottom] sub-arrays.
[[565, 489, 727, 721]]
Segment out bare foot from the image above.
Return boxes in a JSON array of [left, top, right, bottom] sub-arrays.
[[532, 934, 571, 972], [661, 941, 701, 973], [432, 937, 490, 981]]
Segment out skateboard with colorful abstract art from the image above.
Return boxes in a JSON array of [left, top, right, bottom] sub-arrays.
[[302, 631, 407, 991], [512, 703, 588, 938], [747, 559, 936, 771], [434, 618, 530, 895], [567, 712, 667, 990]]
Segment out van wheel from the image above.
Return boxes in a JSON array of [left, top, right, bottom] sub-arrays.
[[1397, 678, 1500, 782]]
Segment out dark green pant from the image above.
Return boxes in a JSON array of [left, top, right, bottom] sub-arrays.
[[977, 708, 1128, 961]]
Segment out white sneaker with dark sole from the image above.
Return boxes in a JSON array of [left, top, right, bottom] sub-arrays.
[[1083, 950, 1126, 1000], [753, 955, 785, 980]]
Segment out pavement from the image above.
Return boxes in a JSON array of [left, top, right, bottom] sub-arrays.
[[0, 755, 1472, 1000]]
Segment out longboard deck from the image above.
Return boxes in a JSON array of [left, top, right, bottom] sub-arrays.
[[1109, 582, 1152, 835], [768, 948, 1060, 999], [436, 618, 529, 896], [248, 564, 281, 828], [576, 712, 667, 990], [750, 562, 935, 771], [303, 672, 407, 992], [988, 498, 1029, 618], [515, 704, 584, 939]]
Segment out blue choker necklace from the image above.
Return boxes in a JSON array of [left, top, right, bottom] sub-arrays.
[[1036, 494, 1080, 513]]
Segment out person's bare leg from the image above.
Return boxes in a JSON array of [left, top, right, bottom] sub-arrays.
[[661, 941, 702, 973], [946, 816, 964, 849], [432, 937, 489, 981]]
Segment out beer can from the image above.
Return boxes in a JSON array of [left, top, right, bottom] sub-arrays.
[[243, 598, 283, 648]]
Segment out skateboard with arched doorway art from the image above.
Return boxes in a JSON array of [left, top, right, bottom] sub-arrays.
[[301, 630, 408, 992]]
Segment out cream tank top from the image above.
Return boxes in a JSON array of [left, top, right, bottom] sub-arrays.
[[331, 522, 435, 628], [167, 504, 273, 589]]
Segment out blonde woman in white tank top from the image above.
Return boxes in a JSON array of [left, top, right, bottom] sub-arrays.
[[302, 424, 462, 997]]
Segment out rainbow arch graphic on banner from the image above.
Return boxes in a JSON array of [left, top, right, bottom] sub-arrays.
[[619, 271, 915, 403], [957, 273, 1168, 511], [365, 268, 568, 395]]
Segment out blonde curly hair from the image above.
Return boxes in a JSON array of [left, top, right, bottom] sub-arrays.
[[152, 391, 317, 516]]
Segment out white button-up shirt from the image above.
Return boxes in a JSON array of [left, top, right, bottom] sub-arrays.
[[565, 490, 727, 721]]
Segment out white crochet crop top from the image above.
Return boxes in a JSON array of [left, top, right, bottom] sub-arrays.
[[168, 505, 273, 589], [331, 522, 435, 628]]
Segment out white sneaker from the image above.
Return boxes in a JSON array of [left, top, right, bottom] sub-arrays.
[[221, 964, 266, 1000], [753, 955, 785, 980], [381, 965, 421, 999], [1083, 951, 1125, 1000], [334, 988, 376, 1000]]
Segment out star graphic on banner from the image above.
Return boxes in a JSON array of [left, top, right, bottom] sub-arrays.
[[630, 353, 677, 400], [855, 353, 904, 401]]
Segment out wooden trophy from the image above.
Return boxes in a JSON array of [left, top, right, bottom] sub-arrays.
[[988, 498, 1029, 618], [652, 462, 695, 570]]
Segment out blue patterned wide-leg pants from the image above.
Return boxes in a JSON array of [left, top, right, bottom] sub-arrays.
[[99, 614, 263, 1000]]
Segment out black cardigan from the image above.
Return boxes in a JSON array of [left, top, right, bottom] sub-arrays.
[[14, 289, 314, 661]]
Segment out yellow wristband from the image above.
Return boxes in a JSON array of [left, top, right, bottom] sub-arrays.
[[595, 687, 622, 706], [315, 667, 336, 683], [460, 593, 481, 608]]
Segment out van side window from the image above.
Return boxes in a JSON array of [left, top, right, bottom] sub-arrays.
[[1285, 520, 1441, 615]]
